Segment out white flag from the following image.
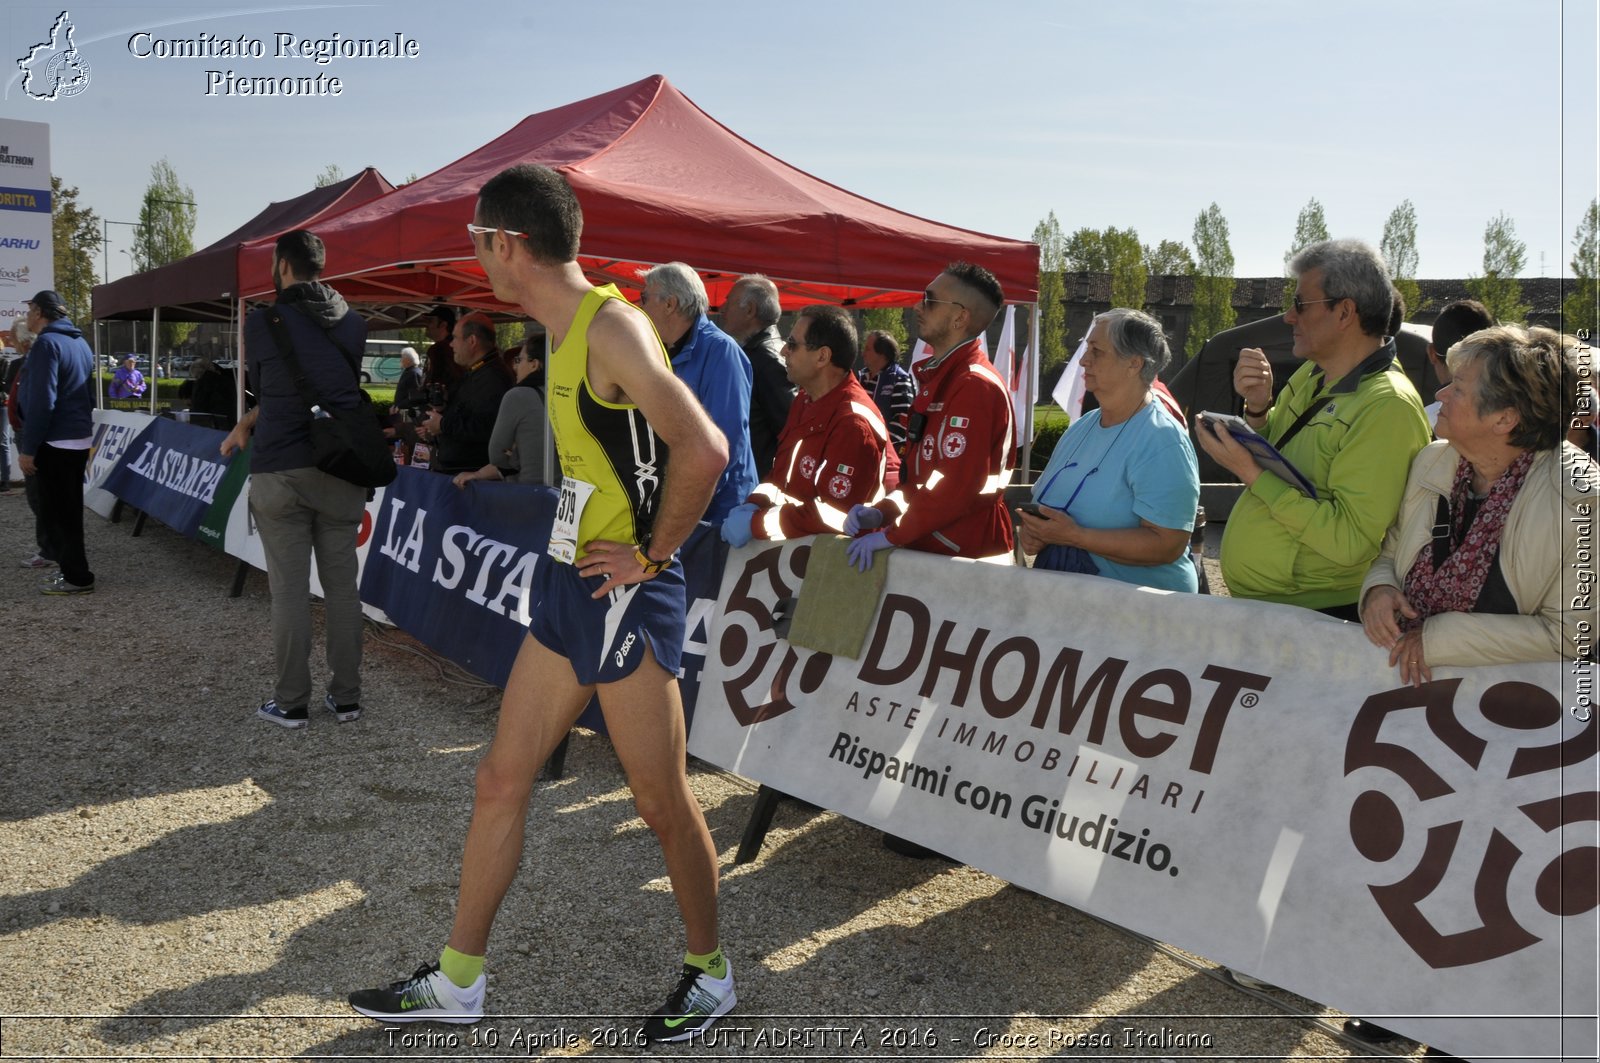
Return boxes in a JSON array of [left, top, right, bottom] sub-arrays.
[[992, 305, 1032, 447], [994, 305, 1016, 390], [1014, 338, 1036, 446], [910, 338, 933, 369], [1052, 334, 1089, 419]]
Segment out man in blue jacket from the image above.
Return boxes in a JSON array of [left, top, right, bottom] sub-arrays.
[[18, 290, 96, 595], [639, 262, 756, 522]]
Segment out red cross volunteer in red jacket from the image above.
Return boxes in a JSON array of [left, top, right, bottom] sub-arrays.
[[720, 305, 897, 546], [845, 262, 1014, 570]]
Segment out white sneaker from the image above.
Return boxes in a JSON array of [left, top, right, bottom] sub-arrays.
[[19, 554, 56, 569], [348, 962, 485, 1024]]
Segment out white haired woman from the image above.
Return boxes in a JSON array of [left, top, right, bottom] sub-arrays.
[[1361, 325, 1598, 684], [1017, 308, 1200, 591]]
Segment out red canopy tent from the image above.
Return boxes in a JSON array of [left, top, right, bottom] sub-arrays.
[[234, 75, 1039, 313], [93, 166, 395, 323]]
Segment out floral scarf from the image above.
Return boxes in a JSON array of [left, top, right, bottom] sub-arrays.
[[1401, 449, 1535, 627]]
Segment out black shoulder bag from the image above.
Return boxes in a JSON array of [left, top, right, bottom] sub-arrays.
[[264, 308, 397, 490]]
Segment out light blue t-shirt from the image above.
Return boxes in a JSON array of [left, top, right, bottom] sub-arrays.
[[1031, 399, 1200, 592]]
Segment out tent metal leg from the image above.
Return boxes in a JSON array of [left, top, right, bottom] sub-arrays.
[[735, 784, 785, 865], [541, 731, 572, 780], [131, 510, 148, 537], [229, 560, 250, 598]]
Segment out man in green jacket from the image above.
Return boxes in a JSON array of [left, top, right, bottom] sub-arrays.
[[1197, 238, 1430, 620]]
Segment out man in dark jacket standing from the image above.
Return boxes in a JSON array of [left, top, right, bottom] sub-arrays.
[[720, 274, 793, 478], [18, 291, 96, 594], [419, 312, 511, 475], [221, 230, 369, 729]]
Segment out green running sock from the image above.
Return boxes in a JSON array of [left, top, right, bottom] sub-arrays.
[[684, 947, 726, 980], [440, 946, 484, 989]]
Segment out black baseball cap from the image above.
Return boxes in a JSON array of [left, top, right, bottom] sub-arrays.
[[28, 290, 67, 316], [423, 303, 456, 327]]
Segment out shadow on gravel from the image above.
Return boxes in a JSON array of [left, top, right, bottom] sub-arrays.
[[2, 526, 262, 824], [73, 733, 743, 1048]]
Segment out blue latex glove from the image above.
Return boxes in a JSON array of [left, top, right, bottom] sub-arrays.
[[845, 530, 891, 572], [843, 504, 884, 537], [720, 503, 757, 547]]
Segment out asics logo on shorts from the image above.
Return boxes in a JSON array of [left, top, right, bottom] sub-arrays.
[[614, 631, 637, 668]]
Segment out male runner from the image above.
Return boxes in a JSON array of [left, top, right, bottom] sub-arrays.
[[348, 164, 735, 1043]]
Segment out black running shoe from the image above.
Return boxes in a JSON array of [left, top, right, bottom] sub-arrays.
[[641, 961, 736, 1043], [348, 962, 484, 1024]]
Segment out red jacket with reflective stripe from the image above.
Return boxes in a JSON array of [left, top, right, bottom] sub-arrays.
[[876, 338, 1014, 558], [748, 375, 897, 539]]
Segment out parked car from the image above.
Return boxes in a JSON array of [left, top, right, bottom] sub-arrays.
[[360, 339, 411, 384]]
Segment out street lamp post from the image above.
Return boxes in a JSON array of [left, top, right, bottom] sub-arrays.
[[101, 218, 144, 285]]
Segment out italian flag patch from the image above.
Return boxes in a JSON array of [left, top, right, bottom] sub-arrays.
[[948, 416, 970, 428]]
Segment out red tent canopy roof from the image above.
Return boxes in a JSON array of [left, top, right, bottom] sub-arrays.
[[236, 75, 1038, 313], [93, 166, 395, 322]]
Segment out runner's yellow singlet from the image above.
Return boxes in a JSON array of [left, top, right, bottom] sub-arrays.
[[546, 284, 671, 562]]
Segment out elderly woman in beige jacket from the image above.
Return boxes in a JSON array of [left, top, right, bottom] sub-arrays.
[[1360, 324, 1597, 685]]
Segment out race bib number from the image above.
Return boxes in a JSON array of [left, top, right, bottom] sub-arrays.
[[548, 476, 597, 564]]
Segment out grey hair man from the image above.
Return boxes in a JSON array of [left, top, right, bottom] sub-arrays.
[[1197, 238, 1430, 618], [639, 262, 757, 521], [392, 345, 424, 414], [720, 274, 794, 478]]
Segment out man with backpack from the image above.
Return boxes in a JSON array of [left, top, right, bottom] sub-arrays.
[[221, 229, 370, 730]]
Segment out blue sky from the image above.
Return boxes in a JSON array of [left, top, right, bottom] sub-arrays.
[[3, 0, 1595, 287]]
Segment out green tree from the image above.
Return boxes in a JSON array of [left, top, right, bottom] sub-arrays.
[[1281, 197, 1330, 311], [1381, 199, 1424, 321], [1104, 226, 1147, 310], [1187, 202, 1236, 356], [1032, 212, 1069, 381], [314, 163, 346, 188], [50, 175, 101, 327], [1564, 198, 1599, 337], [1466, 212, 1530, 324], [1063, 227, 1108, 272], [131, 158, 199, 347], [1143, 239, 1194, 276], [861, 307, 908, 349]]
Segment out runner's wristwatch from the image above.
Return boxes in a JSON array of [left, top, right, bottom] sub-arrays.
[[635, 537, 672, 576]]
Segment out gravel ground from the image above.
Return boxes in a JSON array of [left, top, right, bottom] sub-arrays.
[[0, 492, 1428, 1061]]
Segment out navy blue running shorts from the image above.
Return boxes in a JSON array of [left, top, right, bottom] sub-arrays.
[[528, 556, 686, 685]]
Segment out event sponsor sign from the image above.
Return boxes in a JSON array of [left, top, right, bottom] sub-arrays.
[[0, 119, 52, 335], [85, 410, 154, 518], [99, 415, 229, 537], [689, 540, 1597, 1063], [358, 466, 728, 711]]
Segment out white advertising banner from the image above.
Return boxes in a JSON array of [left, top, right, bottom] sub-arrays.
[[0, 119, 53, 335], [689, 539, 1598, 1063], [86, 409, 154, 518]]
